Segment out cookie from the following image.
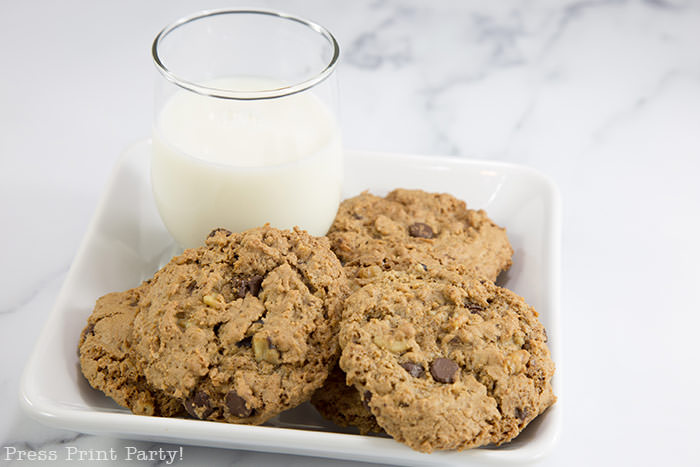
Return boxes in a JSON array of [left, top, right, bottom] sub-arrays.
[[328, 189, 513, 284], [338, 268, 556, 452], [131, 226, 349, 425], [310, 364, 384, 435], [78, 286, 183, 417]]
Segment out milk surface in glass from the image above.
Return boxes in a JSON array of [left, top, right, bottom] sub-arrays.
[[151, 77, 342, 249]]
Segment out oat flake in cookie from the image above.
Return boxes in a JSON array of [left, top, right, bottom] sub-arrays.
[[78, 286, 183, 417], [328, 189, 513, 284], [338, 268, 556, 452], [131, 226, 348, 425]]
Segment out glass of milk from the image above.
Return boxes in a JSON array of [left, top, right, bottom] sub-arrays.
[[151, 10, 342, 249]]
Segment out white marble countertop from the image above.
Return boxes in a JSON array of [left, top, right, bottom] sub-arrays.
[[1, 0, 699, 465]]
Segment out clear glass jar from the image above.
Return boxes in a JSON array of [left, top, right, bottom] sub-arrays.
[[151, 10, 341, 248]]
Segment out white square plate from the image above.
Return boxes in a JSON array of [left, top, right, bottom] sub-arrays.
[[20, 141, 562, 466]]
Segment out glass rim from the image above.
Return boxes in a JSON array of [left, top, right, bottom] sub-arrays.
[[151, 9, 340, 100]]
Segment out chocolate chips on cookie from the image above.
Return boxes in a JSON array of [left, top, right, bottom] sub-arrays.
[[79, 225, 348, 426], [327, 188, 513, 284], [407, 222, 434, 239], [429, 358, 459, 383], [129, 226, 348, 425], [338, 268, 556, 452], [78, 188, 555, 455], [400, 361, 424, 378], [232, 275, 263, 299]]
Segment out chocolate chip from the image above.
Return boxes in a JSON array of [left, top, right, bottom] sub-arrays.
[[465, 301, 484, 314], [208, 228, 232, 238], [429, 358, 459, 383], [232, 275, 264, 299], [248, 276, 264, 296], [514, 407, 529, 421], [236, 336, 252, 348], [400, 362, 424, 378], [420, 263, 428, 271], [226, 391, 253, 417], [361, 391, 372, 412], [408, 222, 434, 239], [183, 391, 214, 419]]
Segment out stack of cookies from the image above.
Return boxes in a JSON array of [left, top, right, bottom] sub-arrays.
[[78, 188, 556, 454], [312, 189, 556, 451]]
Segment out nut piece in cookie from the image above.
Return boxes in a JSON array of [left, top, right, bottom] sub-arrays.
[[131, 225, 349, 425], [338, 268, 556, 452]]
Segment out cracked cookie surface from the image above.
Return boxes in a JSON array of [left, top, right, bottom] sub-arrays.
[[327, 189, 513, 285], [338, 268, 556, 452], [131, 226, 348, 425], [78, 286, 183, 417]]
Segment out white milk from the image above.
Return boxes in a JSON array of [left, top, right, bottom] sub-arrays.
[[151, 77, 342, 249]]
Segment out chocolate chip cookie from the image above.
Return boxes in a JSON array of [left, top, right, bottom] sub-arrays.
[[131, 226, 349, 425], [78, 286, 183, 417], [328, 189, 513, 284], [338, 268, 556, 452]]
